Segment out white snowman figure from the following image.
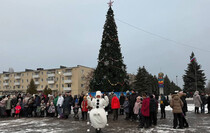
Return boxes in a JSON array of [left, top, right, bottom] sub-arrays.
[[87, 91, 109, 133]]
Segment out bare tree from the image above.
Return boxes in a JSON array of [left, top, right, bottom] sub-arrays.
[[83, 70, 94, 92]]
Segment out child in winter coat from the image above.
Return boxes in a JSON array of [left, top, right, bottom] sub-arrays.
[[40, 100, 46, 117], [48, 102, 55, 117], [73, 102, 79, 120], [15, 102, 21, 118], [81, 96, 88, 120], [133, 96, 142, 121], [123, 97, 130, 120]]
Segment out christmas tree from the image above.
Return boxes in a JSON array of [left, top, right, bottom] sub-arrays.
[[90, 3, 129, 92], [183, 52, 206, 92]]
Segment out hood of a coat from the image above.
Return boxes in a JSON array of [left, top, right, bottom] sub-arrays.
[[172, 94, 180, 101]]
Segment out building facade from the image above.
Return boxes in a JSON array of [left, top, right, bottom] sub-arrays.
[[0, 65, 94, 96]]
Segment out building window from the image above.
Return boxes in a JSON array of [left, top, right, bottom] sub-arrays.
[[68, 77, 71, 80], [62, 77, 64, 80], [41, 79, 43, 82], [62, 84, 64, 87], [81, 84, 84, 88], [81, 70, 84, 74], [22, 73, 24, 76], [22, 80, 24, 83], [67, 84, 71, 87], [56, 84, 58, 88], [42, 72, 43, 75], [27, 79, 28, 82], [22, 86, 24, 89], [13, 86, 15, 89], [41, 85, 43, 88]]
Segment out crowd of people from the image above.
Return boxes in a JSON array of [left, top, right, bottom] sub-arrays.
[[0, 90, 210, 130]]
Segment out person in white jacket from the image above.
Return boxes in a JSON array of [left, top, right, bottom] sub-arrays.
[[87, 91, 109, 133], [56, 93, 64, 118]]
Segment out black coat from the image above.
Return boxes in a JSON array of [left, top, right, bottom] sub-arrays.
[[63, 96, 73, 109], [35, 96, 41, 106], [129, 93, 137, 108], [119, 95, 125, 105], [200, 95, 206, 105], [180, 96, 188, 112], [207, 96, 210, 105], [11, 98, 17, 108], [150, 98, 157, 112]]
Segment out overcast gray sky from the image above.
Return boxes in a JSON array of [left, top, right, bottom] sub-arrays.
[[0, 0, 210, 88]]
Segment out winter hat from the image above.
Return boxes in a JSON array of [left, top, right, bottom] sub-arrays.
[[96, 91, 102, 97], [136, 96, 141, 100], [194, 91, 199, 95]]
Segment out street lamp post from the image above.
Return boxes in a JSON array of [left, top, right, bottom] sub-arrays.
[[58, 72, 62, 93]]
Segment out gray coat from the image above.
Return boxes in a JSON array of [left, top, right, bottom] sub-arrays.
[[193, 91, 202, 107], [123, 100, 129, 113]]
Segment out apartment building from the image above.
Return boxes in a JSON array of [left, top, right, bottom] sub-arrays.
[[0, 65, 94, 96]]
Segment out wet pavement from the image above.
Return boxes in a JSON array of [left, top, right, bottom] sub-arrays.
[[0, 100, 210, 133], [0, 110, 210, 133]]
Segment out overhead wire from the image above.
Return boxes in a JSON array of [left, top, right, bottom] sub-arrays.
[[115, 18, 210, 53]]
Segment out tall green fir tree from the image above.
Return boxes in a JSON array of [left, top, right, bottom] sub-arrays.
[[89, 5, 129, 92], [183, 52, 206, 92], [27, 79, 37, 95], [163, 75, 181, 95], [134, 66, 151, 94], [164, 75, 171, 95]]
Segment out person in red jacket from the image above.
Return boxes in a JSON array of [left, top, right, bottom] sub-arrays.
[[140, 93, 150, 128], [111, 94, 120, 121], [81, 96, 88, 120]]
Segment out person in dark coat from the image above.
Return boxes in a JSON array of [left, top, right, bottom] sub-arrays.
[[34, 95, 41, 117], [207, 93, 210, 114], [129, 90, 138, 120], [63, 93, 73, 119], [79, 94, 84, 108], [149, 95, 158, 126], [11, 95, 17, 117], [17, 94, 23, 103], [119, 93, 125, 115], [200, 92, 206, 113], [160, 94, 167, 119], [179, 91, 189, 128]]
